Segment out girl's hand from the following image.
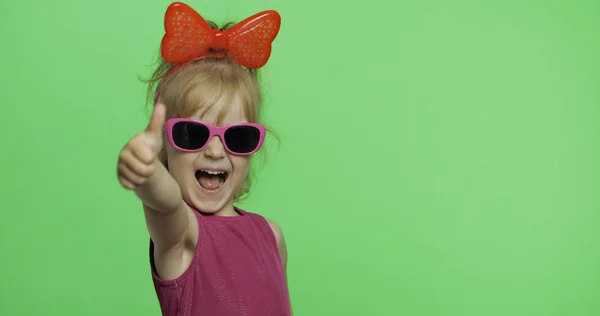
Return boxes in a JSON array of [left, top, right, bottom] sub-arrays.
[[117, 104, 166, 190]]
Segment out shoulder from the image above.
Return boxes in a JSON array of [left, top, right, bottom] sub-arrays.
[[242, 209, 285, 245], [264, 217, 287, 268], [264, 218, 285, 247], [244, 209, 288, 268], [242, 209, 287, 258]]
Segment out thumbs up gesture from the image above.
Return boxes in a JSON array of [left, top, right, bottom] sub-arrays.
[[118, 104, 167, 190]]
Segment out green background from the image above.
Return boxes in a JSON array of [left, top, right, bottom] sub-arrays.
[[1, 0, 599, 315]]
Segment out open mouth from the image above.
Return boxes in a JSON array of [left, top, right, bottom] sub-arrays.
[[195, 169, 228, 192]]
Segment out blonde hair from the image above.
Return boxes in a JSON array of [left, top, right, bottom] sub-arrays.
[[142, 22, 271, 201]]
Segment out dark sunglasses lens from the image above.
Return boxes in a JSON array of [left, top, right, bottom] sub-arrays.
[[224, 126, 261, 154], [172, 122, 210, 150]]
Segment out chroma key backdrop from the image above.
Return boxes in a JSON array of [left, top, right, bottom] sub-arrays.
[[1, 0, 599, 315]]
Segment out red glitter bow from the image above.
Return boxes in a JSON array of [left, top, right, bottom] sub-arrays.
[[160, 2, 281, 69]]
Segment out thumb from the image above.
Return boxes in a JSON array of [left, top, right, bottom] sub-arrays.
[[146, 103, 166, 136]]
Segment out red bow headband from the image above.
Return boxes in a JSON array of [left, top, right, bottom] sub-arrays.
[[160, 2, 281, 70]]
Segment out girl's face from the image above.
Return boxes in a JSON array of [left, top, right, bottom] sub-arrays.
[[166, 95, 251, 216]]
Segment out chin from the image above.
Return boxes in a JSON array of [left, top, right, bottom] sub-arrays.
[[183, 191, 230, 213], [192, 199, 229, 214], [183, 182, 235, 216]]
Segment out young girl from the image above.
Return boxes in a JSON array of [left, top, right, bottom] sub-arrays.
[[117, 2, 291, 315]]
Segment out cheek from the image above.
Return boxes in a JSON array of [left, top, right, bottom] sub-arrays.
[[230, 156, 250, 178], [166, 149, 196, 177]]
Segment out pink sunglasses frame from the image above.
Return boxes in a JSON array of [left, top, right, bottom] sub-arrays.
[[164, 118, 266, 155]]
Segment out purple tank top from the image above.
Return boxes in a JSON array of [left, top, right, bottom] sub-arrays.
[[149, 207, 291, 316]]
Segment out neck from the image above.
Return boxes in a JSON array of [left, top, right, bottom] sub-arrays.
[[216, 203, 240, 216]]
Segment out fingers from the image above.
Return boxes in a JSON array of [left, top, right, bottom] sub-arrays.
[[129, 137, 156, 164], [118, 103, 166, 191], [118, 175, 136, 190], [118, 163, 147, 189], [120, 150, 156, 176], [118, 147, 157, 190], [146, 103, 166, 135]]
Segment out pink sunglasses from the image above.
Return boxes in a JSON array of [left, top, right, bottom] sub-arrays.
[[164, 118, 266, 155]]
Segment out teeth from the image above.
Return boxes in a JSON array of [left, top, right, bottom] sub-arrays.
[[202, 170, 225, 175]]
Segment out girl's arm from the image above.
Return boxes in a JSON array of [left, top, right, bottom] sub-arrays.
[[136, 160, 195, 254], [118, 104, 197, 278]]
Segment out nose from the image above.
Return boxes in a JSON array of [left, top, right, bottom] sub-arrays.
[[203, 136, 226, 159]]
